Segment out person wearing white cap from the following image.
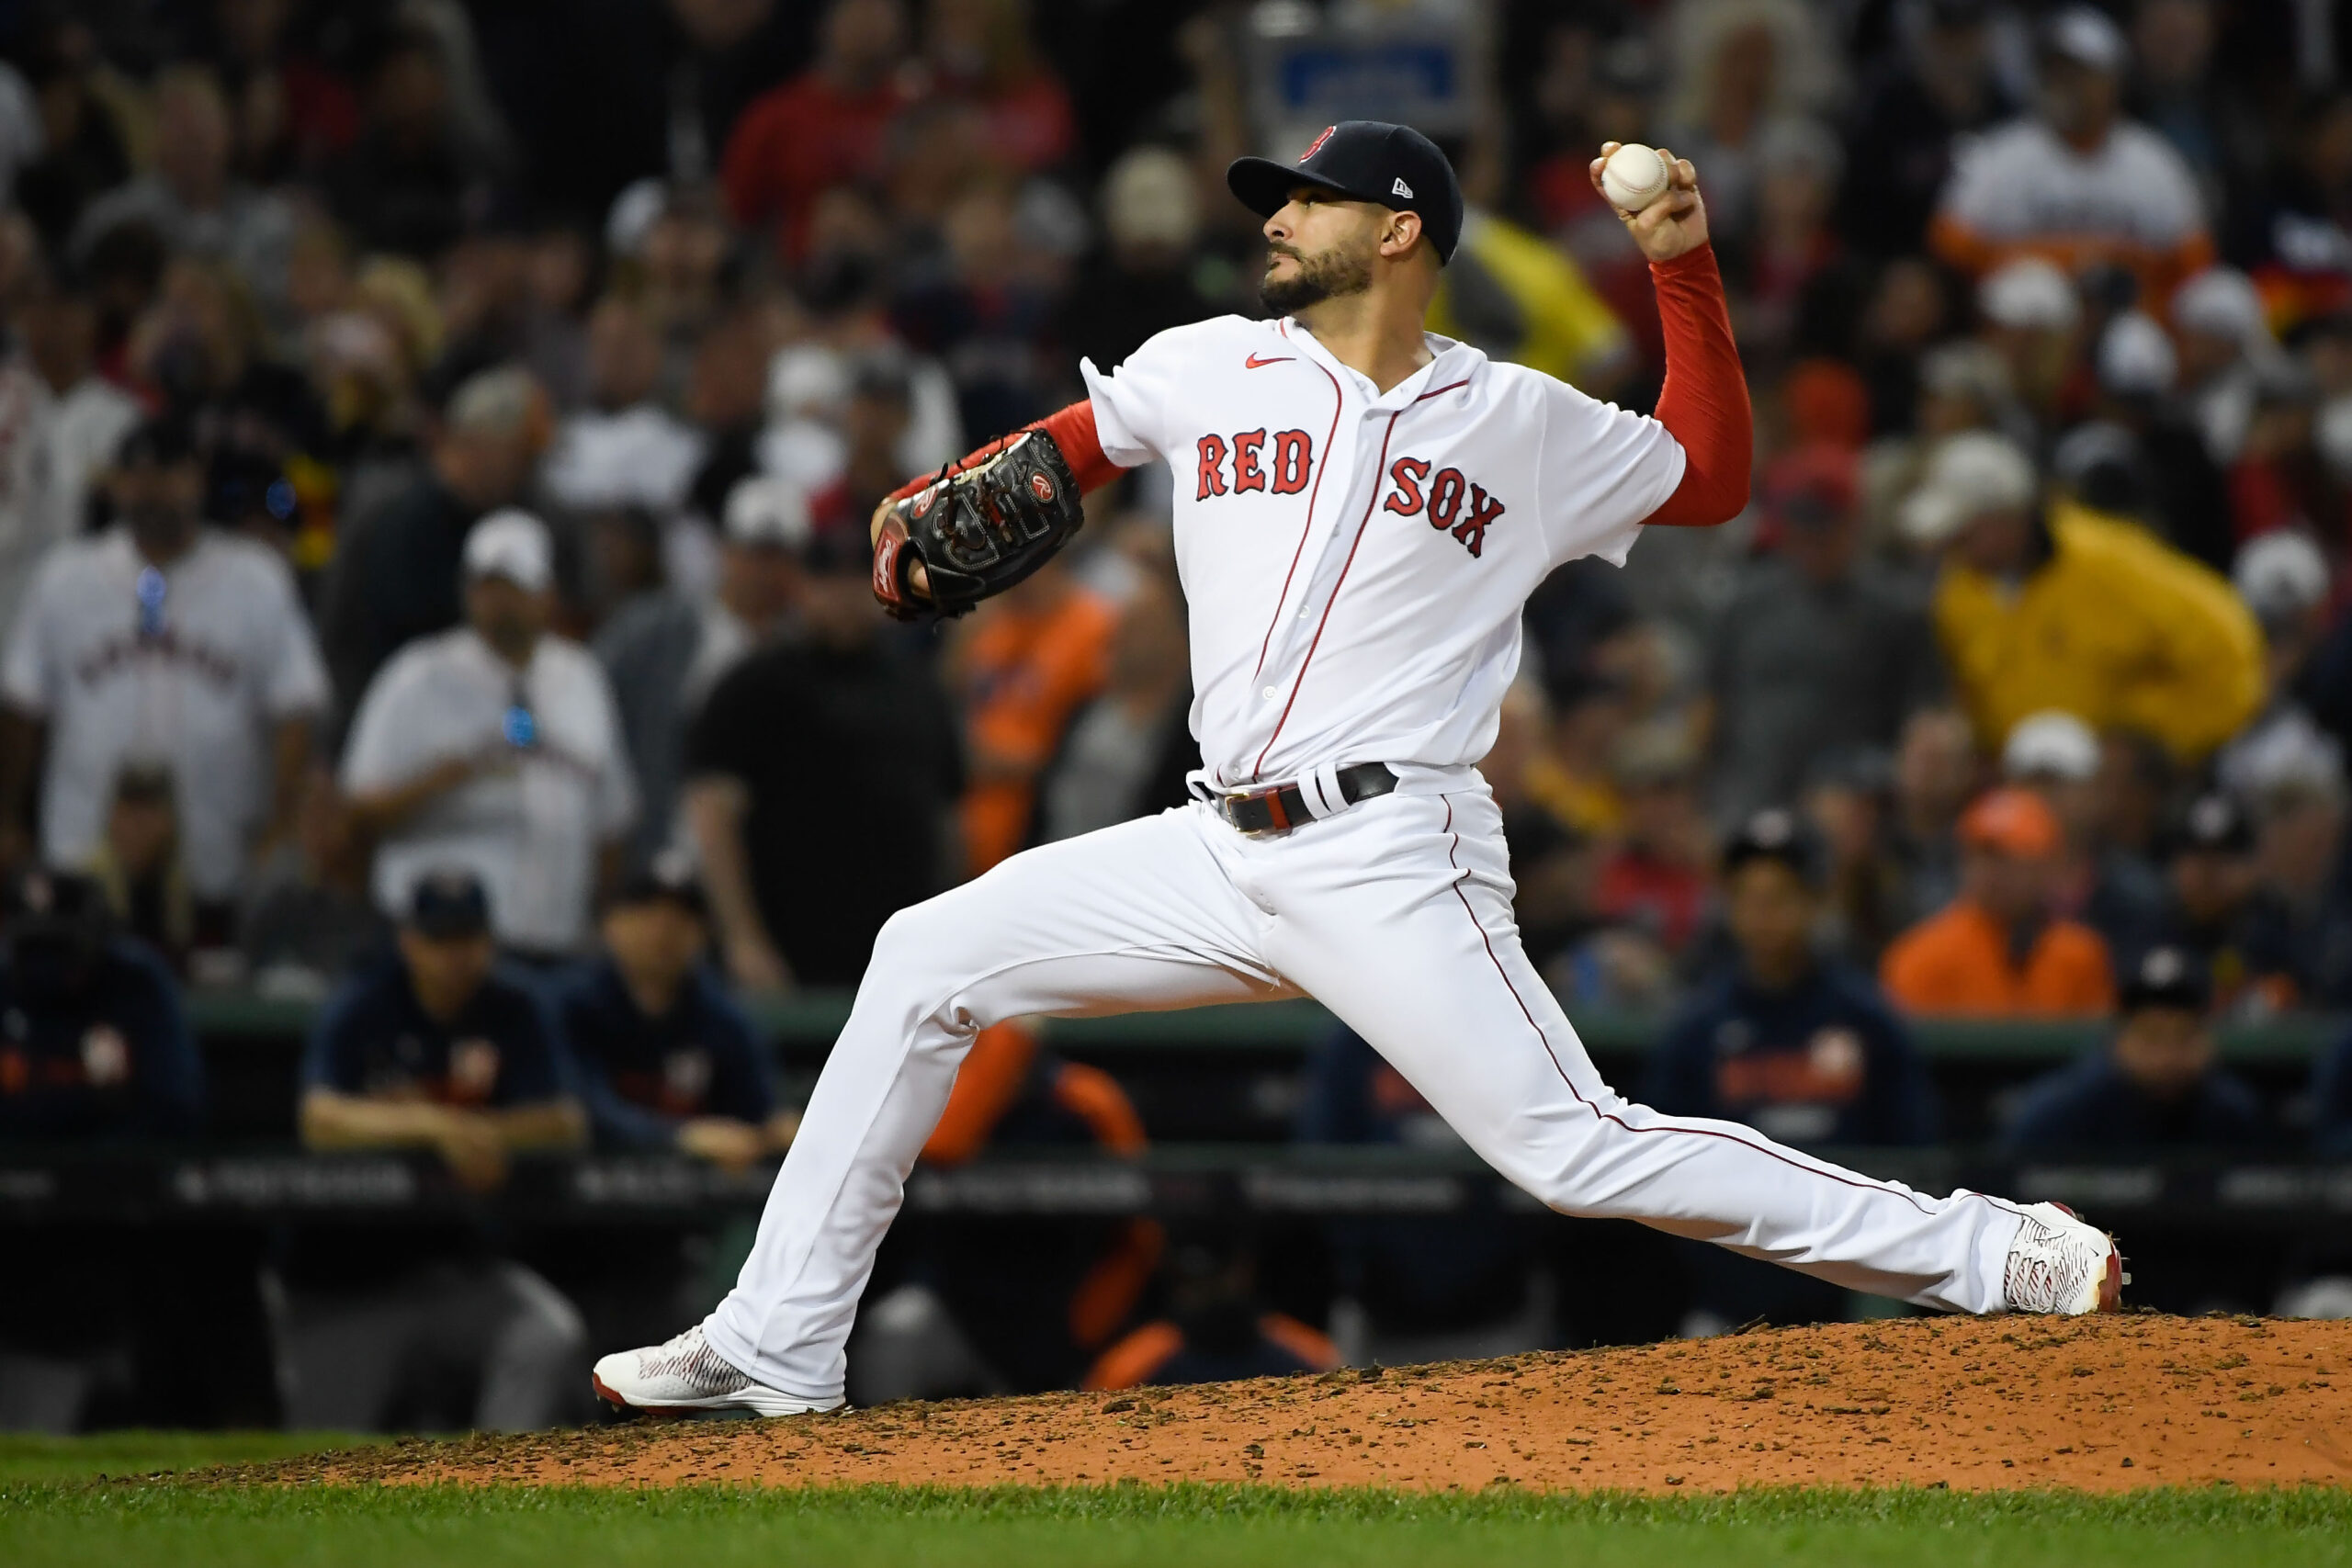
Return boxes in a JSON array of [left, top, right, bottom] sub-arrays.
[[2233, 531, 2331, 638], [594, 475, 810, 868], [2002, 708, 2166, 961], [2003, 709, 2103, 784], [2095, 311, 2176, 398], [1973, 257, 2081, 423], [1977, 256, 2080, 334], [2171, 267, 2272, 466], [1929, 6, 2212, 303], [341, 508, 639, 959], [2213, 531, 2348, 810], [1903, 430, 2263, 764]]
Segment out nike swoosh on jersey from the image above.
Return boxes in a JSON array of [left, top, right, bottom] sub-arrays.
[[1244, 354, 1293, 369]]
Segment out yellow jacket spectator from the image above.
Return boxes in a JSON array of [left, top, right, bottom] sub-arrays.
[[1427, 209, 1631, 393], [1902, 432, 2262, 763]]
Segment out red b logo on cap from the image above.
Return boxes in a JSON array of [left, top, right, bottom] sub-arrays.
[[1299, 125, 1336, 162]]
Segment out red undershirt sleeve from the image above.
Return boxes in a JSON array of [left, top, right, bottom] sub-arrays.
[[1640, 244, 1752, 528], [888, 400, 1127, 503]]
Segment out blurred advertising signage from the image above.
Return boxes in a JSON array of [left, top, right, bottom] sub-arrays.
[[1275, 45, 1459, 130], [170, 1156, 416, 1209], [1246, 0, 1486, 157]]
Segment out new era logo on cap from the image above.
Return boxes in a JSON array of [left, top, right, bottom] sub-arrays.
[[1392, 177, 1413, 198]]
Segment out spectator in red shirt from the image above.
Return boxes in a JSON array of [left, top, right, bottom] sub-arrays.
[[721, 0, 921, 264], [209, 0, 362, 182], [1597, 734, 1714, 957]]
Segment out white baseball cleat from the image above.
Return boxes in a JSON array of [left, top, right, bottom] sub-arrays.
[[592, 1323, 842, 1417], [2001, 1201, 2125, 1315]]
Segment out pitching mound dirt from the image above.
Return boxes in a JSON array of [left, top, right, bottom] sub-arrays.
[[279, 1315, 2350, 1494]]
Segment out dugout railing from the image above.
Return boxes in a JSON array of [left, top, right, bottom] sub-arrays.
[[2, 1145, 2349, 1231]]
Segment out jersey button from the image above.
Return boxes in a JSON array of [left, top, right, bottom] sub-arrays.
[[1261, 686, 1277, 701]]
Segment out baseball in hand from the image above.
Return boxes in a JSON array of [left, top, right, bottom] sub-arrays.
[[1600, 143, 1672, 213]]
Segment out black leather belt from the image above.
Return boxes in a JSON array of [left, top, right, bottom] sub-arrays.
[[1217, 762, 1398, 834]]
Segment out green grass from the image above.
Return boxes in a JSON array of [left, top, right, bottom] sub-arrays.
[[0, 1430, 380, 1484], [5, 1479, 2350, 1568]]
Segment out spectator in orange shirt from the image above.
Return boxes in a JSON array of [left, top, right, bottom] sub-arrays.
[[720, 0, 921, 264], [948, 555, 1116, 874], [1881, 785, 2116, 1015]]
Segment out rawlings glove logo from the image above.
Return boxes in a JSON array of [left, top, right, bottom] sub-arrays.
[[872, 514, 918, 620]]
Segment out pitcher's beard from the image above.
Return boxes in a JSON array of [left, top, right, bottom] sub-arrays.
[[1261, 243, 1374, 316]]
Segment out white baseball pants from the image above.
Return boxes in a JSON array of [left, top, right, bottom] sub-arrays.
[[705, 784, 2030, 1403]]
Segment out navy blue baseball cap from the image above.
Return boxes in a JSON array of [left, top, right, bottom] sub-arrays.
[[2119, 944, 2211, 1015], [115, 413, 198, 469], [2163, 792, 2255, 858], [407, 867, 492, 939], [1721, 807, 1826, 887], [610, 849, 709, 920], [1227, 121, 1464, 265]]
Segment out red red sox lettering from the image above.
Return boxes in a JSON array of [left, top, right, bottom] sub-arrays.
[[1381, 457, 1506, 558], [1195, 430, 1312, 499], [1195, 434, 1506, 558]]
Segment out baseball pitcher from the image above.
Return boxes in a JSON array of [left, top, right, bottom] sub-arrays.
[[594, 123, 2121, 1417]]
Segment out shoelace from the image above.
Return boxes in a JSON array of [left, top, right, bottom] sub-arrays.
[[638, 1327, 746, 1393], [2003, 1215, 2098, 1314]]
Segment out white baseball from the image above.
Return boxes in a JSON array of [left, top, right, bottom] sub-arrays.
[[1600, 143, 1672, 213]]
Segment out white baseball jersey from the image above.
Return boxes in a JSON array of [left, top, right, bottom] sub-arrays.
[[341, 627, 637, 953], [1, 526, 328, 898], [543, 404, 707, 513], [1938, 119, 2205, 251], [1080, 316, 1684, 792]]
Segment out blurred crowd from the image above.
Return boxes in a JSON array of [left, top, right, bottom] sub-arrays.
[[9, 0, 2352, 1426]]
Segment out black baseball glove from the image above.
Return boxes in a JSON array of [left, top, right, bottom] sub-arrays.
[[871, 429, 1086, 621]]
